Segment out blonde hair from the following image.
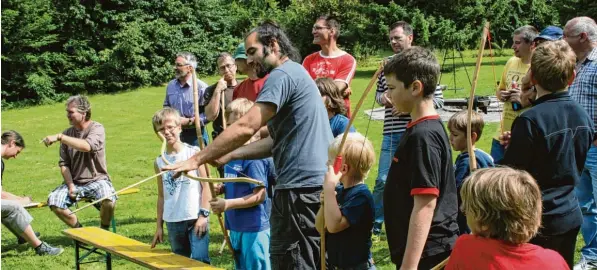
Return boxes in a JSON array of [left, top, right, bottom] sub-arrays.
[[152, 107, 181, 133], [316, 77, 347, 116], [447, 110, 485, 142], [328, 133, 375, 181], [531, 40, 576, 92], [460, 167, 542, 244], [225, 98, 254, 123]]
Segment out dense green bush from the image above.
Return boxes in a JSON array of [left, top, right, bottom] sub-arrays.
[[0, 0, 590, 107]]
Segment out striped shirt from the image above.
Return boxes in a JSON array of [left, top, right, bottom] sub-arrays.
[[375, 70, 444, 135], [569, 47, 597, 128]]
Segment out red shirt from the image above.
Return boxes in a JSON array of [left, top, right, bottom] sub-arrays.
[[446, 234, 569, 270], [233, 76, 268, 102], [302, 51, 356, 117]]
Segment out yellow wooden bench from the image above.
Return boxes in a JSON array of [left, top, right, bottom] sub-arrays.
[[63, 227, 222, 270]]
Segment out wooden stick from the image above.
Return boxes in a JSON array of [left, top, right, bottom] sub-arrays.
[[71, 171, 167, 214], [467, 22, 490, 173], [433, 22, 492, 270], [431, 257, 449, 270], [192, 69, 235, 258], [221, 92, 227, 130]]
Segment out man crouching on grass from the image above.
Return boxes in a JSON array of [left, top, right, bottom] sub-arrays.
[[382, 46, 459, 269]]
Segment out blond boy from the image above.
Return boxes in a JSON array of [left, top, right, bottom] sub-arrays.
[[446, 168, 568, 269], [209, 98, 274, 270], [150, 108, 211, 263], [316, 133, 376, 269]]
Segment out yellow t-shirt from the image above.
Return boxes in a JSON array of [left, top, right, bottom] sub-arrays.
[[495, 57, 531, 139]]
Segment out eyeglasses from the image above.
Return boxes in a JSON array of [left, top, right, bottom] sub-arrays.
[[175, 63, 189, 67], [218, 64, 236, 72], [312, 25, 329, 31]]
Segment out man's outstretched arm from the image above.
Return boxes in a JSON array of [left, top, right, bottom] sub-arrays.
[[163, 102, 276, 174]]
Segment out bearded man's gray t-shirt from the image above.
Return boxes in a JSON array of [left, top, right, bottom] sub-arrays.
[[256, 60, 333, 190]]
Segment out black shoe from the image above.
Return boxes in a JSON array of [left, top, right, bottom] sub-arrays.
[[35, 242, 64, 256], [18, 232, 41, 245]]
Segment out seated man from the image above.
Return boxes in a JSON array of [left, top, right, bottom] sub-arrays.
[[2, 130, 63, 255], [43, 95, 117, 230]]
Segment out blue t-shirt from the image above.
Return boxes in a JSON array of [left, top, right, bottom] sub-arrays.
[[329, 114, 356, 138], [256, 60, 333, 190], [224, 159, 273, 232], [327, 183, 374, 268], [454, 149, 495, 187]]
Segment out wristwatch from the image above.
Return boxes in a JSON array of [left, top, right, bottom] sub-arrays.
[[199, 208, 210, 218]]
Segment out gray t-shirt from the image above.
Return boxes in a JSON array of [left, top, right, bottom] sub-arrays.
[[256, 60, 333, 190]]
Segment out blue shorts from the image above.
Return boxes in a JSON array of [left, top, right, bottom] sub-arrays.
[[230, 229, 271, 270]]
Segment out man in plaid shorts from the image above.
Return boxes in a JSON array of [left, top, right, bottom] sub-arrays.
[[42, 95, 117, 230]]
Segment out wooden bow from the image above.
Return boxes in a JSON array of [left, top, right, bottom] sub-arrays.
[[320, 62, 384, 270], [431, 21, 490, 270]]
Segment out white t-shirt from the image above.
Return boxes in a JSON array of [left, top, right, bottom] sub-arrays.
[[156, 144, 203, 222]]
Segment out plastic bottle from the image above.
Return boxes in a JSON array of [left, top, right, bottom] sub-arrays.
[[511, 80, 522, 111]]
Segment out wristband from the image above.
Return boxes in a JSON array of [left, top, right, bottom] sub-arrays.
[[57, 134, 63, 141]]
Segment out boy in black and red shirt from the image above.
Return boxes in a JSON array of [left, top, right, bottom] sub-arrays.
[[383, 46, 459, 269]]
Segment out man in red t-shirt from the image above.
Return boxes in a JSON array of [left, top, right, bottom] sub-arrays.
[[232, 43, 268, 102], [302, 15, 356, 117]]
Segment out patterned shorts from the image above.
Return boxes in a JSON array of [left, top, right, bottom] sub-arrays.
[[47, 178, 117, 209]]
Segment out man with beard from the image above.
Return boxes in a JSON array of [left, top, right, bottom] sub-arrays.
[[233, 43, 268, 102], [164, 52, 210, 146], [303, 15, 357, 117], [42, 95, 117, 231], [163, 21, 333, 269], [371, 21, 444, 237]]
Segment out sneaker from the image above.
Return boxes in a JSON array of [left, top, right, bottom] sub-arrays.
[[35, 242, 64, 256], [574, 257, 597, 270], [18, 232, 41, 244]]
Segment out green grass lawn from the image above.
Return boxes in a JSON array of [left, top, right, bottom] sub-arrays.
[[1, 50, 584, 269]]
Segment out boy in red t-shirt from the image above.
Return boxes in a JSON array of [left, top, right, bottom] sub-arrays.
[[446, 167, 569, 270]]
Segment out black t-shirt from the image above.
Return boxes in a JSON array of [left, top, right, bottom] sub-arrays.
[[203, 81, 237, 138], [327, 183, 374, 267], [1, 159, 4, 177], [383, 115, 459, 265]]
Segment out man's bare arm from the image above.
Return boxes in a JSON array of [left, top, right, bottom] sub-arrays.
[[205, 79, 227, 122], [162, 102, 276, 174], [197, 102, 275, 164], [44, 133, 92, 152]]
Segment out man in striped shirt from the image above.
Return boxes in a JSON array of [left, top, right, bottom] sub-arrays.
[[564, 17, 597, 270], [372, 21, 444, 236]]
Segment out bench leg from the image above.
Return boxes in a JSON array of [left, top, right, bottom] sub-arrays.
[[111, 214, 116, 233], [106, 252, 112, 270], [74, 241, 81, 270]]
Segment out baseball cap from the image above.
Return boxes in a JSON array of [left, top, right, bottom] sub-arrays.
[[534, 26, 563, 42], [233, 43, 247, 60]]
